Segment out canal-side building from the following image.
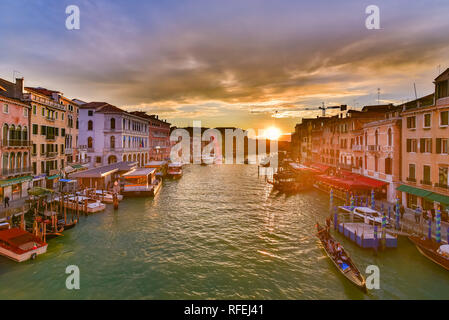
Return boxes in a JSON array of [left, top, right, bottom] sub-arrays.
[[361, 106, 402, 202], [0, 77, 32, 200], [24, 87, 68, 188], [58, 95, 79, 166], [398, 68, 449, 214], [78, 102, 150, 167]]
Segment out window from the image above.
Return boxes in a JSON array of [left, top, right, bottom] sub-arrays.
[[41, 125, 47, 135], [40, 144, 45, 155], [387, 128, 392, 146], [406, 139, 417, 152], [95, 156, 102, 163], [375, 130, 379, 145], [24, 108, 29, 117], [88, 120, 93, 130], [88, 110, 94, 116], [423, 165, 431, 185], [420, 138, 432, 153], [439, 167, 448, 188], [3, 104, 8, 114], [87, 137, 93, 149], [407, 116, 416, 129], [110, 136, 115, 149], [110, 118, 116, 130], [33, 105, 37, 115], [32, 162, 37, 175], [61, 128, 65, 137], [437, 80, 448, 99], [424, 113, 431, 128], [374, 156, 378, 172], [436, 138, 449, 154], [385, 158, 392, 175], [441, 111, 449, 127], [32, 124, 38, 135], [61, 144, 64, 155], [408, 164, 416, 181], [42, 108, 45, 116]]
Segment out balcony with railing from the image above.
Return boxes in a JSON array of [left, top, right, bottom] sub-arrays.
[[1, 139, 32, 148], [367, 145, 380, 152], [45, 151, 58, 158], [1, 166, 33, 177], [352, 145, 363, 151], [420, 179, 432, 186]]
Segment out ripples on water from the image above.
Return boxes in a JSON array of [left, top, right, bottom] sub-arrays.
[[1, 165, 449, 299]]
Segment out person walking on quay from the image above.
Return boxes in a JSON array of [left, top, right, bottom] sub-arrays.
[[415, 206, 422, 224], [400, 205, 405, 220], [4, 196, 9, 208]]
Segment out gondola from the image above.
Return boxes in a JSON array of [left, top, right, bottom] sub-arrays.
[[316, 223, 367, 292], [409, 235, 449, 271]]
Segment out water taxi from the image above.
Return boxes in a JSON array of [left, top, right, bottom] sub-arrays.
[[339, 206, 386, 225], [0, 226, 48, 262], [122, 168, 162, 197], [167, 162, 183, 179], [80, 189, 123, 204], [55, 195, 106, 214]]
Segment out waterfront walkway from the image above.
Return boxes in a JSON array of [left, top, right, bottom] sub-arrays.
[[0, 198, 30, 222]]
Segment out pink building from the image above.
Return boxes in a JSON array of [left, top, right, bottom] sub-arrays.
[[399, 68, 449, 216], [0, 78, 32, 201], [362, 108, 402, 202]]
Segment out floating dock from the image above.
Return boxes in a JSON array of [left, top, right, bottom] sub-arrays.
[[337, 222, 397, 248]]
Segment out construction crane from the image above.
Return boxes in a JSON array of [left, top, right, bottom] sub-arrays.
[[302, 102, 347, 117]]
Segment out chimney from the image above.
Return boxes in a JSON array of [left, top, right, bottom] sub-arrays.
[[14, 77, 24, 99]]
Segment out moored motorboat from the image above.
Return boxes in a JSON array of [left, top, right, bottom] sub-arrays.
[[409, 235, 449, 271], [316, 223, 366, 292], [0, 227, 48, 262], [167, 162, 183, 179], [81, 189, 123, 204]]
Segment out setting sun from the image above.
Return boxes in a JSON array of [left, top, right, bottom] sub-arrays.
[[264, 126, 282, 140]]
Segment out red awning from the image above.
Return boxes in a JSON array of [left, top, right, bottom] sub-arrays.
[[356, 175, 388, 189], [310, 163, 330, 173], [316, 175, 373, 191]]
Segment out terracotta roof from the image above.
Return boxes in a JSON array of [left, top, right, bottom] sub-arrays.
[[25, 87, 60, 97]]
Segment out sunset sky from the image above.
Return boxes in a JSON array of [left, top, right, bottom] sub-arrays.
[[1, 0, 448, 134]]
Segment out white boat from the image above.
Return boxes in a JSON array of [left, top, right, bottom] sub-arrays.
[[80, 189, 123, 204], [339, 206, 386, 225], [55, 195, 106, 214], [0, 227, 48, 262], [167, 162, 183, 179], [122, 168, 162, 197]]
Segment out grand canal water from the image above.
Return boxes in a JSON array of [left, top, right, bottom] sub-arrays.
[[1, 165, 449, 299]]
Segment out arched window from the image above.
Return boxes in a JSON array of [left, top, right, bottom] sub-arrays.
[[387, 128, 392, 146], [88, 120, 93, 131], [110, 118, 115, 130], [375, 130, 379, 146], [22, 126, 28, 141], [123, 155, 127, 162], [9, 124, 15, 141], [128, 154, 131, 161], [9, 152, 15, 169], [16, 152, 22, 169], [3, 124, 8, 143], [15, 126, 21, 142], [23, 152, 28, 168], [110, 136, 115, 149], [87, 137, 93, 148], [2, 153, 8, 170]]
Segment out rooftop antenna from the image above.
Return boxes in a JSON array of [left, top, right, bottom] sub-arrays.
[[413, 83, 418, 100], [377, 88, 380, 105]]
